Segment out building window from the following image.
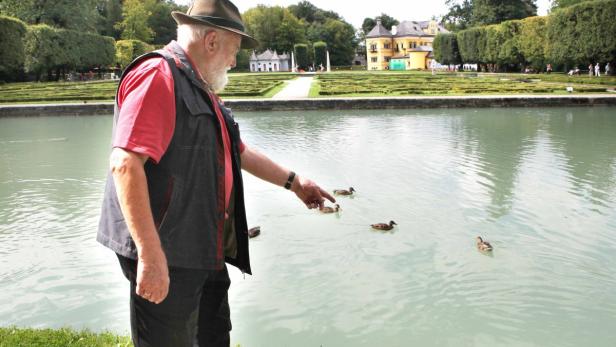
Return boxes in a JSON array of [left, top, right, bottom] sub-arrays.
[[412, 42, 417, 48], [384, 43, 391, 49], [370, 43, 377, 52], [385, 56, 391, 62], [401, 43, 404, 49], [371, 57, 378, 63]]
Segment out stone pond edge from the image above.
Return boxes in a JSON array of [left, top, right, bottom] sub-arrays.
[[1, 95, 616, 117]]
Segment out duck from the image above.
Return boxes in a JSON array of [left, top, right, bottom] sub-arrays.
[[320, 204, 340, 214], [476, 236, 493, 252], [371, 220, 397, 231], [248, 226, 261, 238], [333, 187, 355, 196]]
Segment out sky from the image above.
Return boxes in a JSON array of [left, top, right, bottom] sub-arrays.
[[174, 0, 551, 28]]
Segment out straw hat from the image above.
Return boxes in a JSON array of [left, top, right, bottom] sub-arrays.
[[172, 0, 258, 49]]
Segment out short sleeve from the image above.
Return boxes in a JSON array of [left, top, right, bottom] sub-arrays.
[[113, 57, 175, 164]]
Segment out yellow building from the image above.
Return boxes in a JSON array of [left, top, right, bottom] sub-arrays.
[[366, 19, 448, 71]]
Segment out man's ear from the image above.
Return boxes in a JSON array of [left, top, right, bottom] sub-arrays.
[[203, 30, 219, 53]]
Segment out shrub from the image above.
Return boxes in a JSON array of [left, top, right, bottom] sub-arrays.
[[115, 39, 154, 68], [0, 15, 27, 81]]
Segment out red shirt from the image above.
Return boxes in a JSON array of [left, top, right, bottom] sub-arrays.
[[114, 52, 243, 214]]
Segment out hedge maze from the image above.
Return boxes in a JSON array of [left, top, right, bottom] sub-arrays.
[[315, 72, 611, 96], [0, 74, 297, 104]]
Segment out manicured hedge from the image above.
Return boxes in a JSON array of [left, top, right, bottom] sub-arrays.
[[0, 15, 27, 81], [433, 33, 461, 65], [443, 0, 616, 72], [314, 41, 328, 68], [315, 72, 611, 96], [24, 25, 116, 80], [115, 40, 154, 68], [294, 43, 309, 70]]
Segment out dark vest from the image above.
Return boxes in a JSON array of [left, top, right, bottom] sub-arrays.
[[97, 41, 251, 274]]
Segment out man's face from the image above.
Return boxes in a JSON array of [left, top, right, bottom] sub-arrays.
[[204, 31, 241, 93]]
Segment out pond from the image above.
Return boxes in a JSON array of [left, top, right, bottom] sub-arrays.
[[1, 107, 615, 346]]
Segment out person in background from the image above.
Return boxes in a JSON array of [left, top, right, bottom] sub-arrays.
[[606, 62, 611, 76], [97, 1, 335, 346], [595, 62, 601, 77]]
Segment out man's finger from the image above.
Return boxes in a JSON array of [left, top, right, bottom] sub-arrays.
[[321, 189, 336, 203]]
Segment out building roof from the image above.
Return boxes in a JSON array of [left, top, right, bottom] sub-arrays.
[[367, 19, 449, 39], [250, 49, 290, 62], [366, 19, 393, 38], [408, 45, 433, 52], [395, 21, 425, 37]]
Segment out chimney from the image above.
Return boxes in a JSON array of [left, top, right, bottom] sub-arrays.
[[391, 25, 397, 35], [376, 18, 382, 26]]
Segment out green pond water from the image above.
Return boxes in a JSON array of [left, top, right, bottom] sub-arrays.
[[1, 107, 615, 346]]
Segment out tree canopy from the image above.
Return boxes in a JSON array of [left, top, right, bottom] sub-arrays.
[[442, 0, 537, 30]]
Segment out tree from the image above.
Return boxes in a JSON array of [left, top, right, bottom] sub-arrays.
[[243, 6, 306, 53], [361, 13, 399, 35], [148, 0, 189, 45], [0, 0, 100, 32], [96, 0, 123, 39], [550, 0, 588, 10], [288, 1, 340, 23], [472, 0, 537, 26], [320, 19, 357, 66], [441, 0, 473, 31], [115, 0, 155, 43]]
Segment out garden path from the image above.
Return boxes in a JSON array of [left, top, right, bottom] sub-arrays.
[[272, 76, 313, 99]]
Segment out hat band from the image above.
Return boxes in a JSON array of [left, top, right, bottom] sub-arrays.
[[191, 15, 245, 32]]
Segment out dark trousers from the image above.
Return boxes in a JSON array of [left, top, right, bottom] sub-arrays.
[[117, 255, 231, 347]]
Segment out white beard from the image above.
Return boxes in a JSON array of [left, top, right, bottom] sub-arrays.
[[207, 66, 229, 93]]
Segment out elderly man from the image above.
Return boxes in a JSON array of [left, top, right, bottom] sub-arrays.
[[97, 0, 335, 346]]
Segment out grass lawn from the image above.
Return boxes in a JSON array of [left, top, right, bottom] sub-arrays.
[[0, 327, 132, 347], [313, 71, 616, 97], [0, 73, 298, 104]]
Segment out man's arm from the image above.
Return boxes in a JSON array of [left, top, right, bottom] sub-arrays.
[[110, 147, 169, 304], [240, 144, 335, 209]]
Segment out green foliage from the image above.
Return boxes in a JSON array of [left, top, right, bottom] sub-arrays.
[[96, 0, 123, 39], [361, 13, 399, 34], [148, 0, 188, 45], [294, 43, 310, 69], [314, 72, 611, 96], [457, 26, 488, 63], [0, 0, 100, 32], [115, 40, 154, 68], [0, 326, 133, 347], [313, 41, 328, 67], [472, 0, 537, 26], [433, 33, 462, 65], [517, 16, 547, 70], [24, 25, 116, 79], [0, 15, 27, 81], [442, 0, 473, 31], [319, 19, 357, 66], [546, 0, 616, 67], [116, 0, 155, 43], [243, 6, 306, 54], [288, 1, 340, 23], [550, 0, 589, 10]]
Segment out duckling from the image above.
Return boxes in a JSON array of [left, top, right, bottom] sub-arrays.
[[476, 236, 493, 252], [333, 187, 355, 196], [371, 220, 397, 231], [320, 204, 340, 214], [248, 226, 261, 238]]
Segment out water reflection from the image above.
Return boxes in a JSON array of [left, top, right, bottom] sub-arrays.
[[1, 108, 615, 346]]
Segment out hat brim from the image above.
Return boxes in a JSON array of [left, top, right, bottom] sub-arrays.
[[172, 11, 259, 49]]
